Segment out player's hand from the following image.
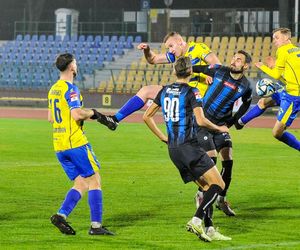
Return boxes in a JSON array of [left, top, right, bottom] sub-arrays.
[[219, 125, 229, 133], [90, 109, 101, 120], [264, 56, 275, 68], [205, 76, 213, 85], [137, 43, 150, 51], [255, 62, 264, 68]]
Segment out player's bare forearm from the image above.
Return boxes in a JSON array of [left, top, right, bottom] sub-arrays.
[[194, 107, 229, 133], [143, 104, 168, 143], [71, 108, 95, 121]]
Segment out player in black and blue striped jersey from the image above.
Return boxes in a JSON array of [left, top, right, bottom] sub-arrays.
[[143, 57, 231, 241], [97, 32, 220, 130], [192, 50, 253, 216]]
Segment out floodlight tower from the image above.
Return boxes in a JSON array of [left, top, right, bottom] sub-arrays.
[[164, 0, 173, 33]]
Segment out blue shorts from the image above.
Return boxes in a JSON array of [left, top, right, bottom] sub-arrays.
[[271, 91, 283, 106], [275, 91, 300, 127], [56, 143, 100, 180]]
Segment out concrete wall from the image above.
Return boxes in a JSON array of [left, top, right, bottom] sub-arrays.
[[0, 89, 134, 109]]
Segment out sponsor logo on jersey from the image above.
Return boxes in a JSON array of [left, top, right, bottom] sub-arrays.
[[70, 91, 79, 102], [224, 81, 236, 90]]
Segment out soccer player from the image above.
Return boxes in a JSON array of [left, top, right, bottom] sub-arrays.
[[143, 56, 231, 242], [193, 50, 253, 216], [48, 53, 114, 236], [236, 28, 300, 151], [98, 31, 220, 130]]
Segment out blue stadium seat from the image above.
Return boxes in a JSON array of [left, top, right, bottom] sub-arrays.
[[125, 41, 133, 49], [105, 54, 114, 62], [71, 35, 78, 42], [94, 35, 101, 43], [111, 35, 118, 42], [24, 34, 31, 41], [39, 34, 46, 42], [127, 36, 133, 43], [63, 35, 70, 42], [102, 36, 109, 42], [119, 36, 126, 42], [135, 36, 142, 43], [55, 35, 62, 42], [86, 35, 94, 42], [78, 35, 85, 42], [31, 34, 38, 41], [47, 35, 54, 42], [16, 34, 23, 41]]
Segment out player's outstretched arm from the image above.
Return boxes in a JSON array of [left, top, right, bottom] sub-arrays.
[[137, 43, 169, 64], [143, 103, 168, 143], [71, 108, 101, 122], [255, 61, 282, 80], [194, 107, 229, 133]]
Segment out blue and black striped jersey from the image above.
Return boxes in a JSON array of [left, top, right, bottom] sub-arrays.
[[154, 83, 202, 147], [193, 64, 252, 125]]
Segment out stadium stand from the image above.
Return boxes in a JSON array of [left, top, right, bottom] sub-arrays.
[[0, 34, 140, 89], [1, 34, 296, 94]]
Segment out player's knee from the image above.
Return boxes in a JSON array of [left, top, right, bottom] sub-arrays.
[[258, 98, 267, 109], [218, 179, 225, 190], [272, 128, 283, 139]]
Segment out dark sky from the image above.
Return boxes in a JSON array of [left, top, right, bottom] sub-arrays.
[[0, 0, 287, 39]]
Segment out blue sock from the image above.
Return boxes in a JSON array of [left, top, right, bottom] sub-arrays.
[[279, 131, 300, 151], [58, 189, 81, 217], [88, 189, 103, 223], [115, 96, 145, 122], [241, 105, 265, 124]]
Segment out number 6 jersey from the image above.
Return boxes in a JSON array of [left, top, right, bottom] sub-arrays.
[[48, 80, 88, 151], [154, 82, 202, 148]]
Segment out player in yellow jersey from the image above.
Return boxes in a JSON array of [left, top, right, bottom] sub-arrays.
[[97, 31, 220, 131], [48, 53, 114, 235], [237, 28, 300, 151]]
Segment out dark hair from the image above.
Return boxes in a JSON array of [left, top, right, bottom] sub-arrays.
[[237, 50, 252, 64], [55, 53, 75, 72], [174, 56, 192, 78]]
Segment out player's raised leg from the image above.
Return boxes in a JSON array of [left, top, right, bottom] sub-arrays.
[[271, 95, 300, 151], [237, 97, 276, 129], [98, 85, 163, 130]]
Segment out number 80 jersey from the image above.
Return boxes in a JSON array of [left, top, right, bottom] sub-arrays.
[[48, 80, 88, 151], [154, 82, 202, 148]]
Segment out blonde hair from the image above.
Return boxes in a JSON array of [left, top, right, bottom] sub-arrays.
[[163, 31, 182, 43], [273, 28, 291, 39]]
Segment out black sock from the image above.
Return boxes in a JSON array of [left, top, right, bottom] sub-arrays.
[[204, 204, 214, 228], [219, 160, 233, 197], [195, 184, 222, 219]]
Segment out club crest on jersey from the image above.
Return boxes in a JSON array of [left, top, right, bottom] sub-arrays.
[[224, 81, 236, 90], [70, 91, 79, 102], [194, 91, 202, 101]]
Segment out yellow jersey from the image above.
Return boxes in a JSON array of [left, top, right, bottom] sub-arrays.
[[48, 80, 88, 151], [260, 43, 300, 96], [167, 41, 212, 96]]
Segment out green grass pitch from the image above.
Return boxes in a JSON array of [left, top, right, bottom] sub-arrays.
[[0, 118, 300, 249]]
